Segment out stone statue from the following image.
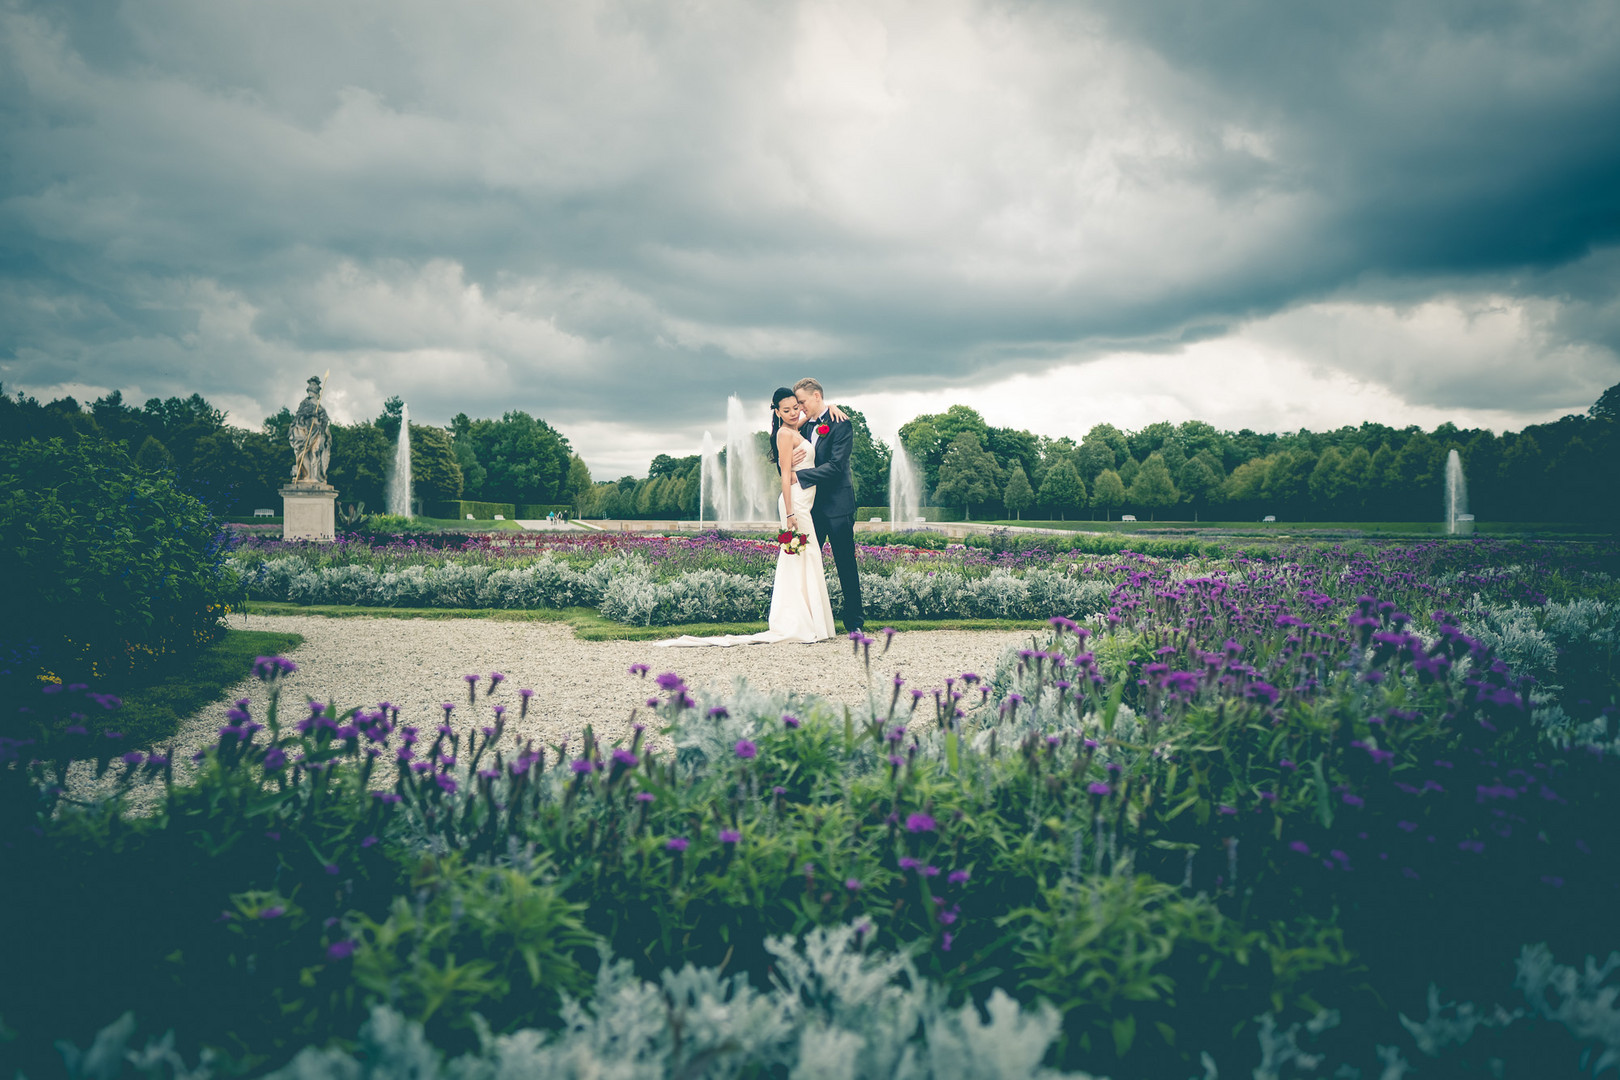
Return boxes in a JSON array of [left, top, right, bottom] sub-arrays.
[[289, 376, 331, 485]]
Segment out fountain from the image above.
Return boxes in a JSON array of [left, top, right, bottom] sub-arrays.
[[696, 396, 774, 523], [889, 442, 922, 526], [386, 402, 413, 518], [1444, 448, 1471, 535]]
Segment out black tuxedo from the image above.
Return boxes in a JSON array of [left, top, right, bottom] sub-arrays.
[[795, 410, 864, 630]]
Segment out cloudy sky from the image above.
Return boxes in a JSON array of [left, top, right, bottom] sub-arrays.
[[3, 0, 1617, 476]]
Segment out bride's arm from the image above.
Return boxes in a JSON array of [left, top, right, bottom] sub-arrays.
[[778, 428, 798, 527]]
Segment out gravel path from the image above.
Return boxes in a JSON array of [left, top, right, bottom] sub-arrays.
[[73, 614, 1035, 807]]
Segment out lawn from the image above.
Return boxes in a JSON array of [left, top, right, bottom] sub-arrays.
[[89, 627, 303, 747], [243, 600, 1047, 640], [987, 518, 1609, 536]]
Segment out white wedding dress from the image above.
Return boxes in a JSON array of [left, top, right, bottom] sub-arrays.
[[655, 433, 837, 648]]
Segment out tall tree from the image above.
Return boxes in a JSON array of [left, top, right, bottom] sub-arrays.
[[1176, 456, 1222, 521], [1090, 469, 1125, 520], [1342, 446, 1374, 517], [1262, 450, 1314, 519], [1308, 446, 1349, 517], [899, 405, 990, 490], [328, 424, 391, 510], [840, 405, 891, 505], [1036, 458, 1086, 521], [1074, 438, 1114, 484], [410, 424, 463, 506], [566, 455, 593, 510], [1003, 464, 1034, 520], [933, 431, 1004, 519], [1128, 452, 1180, 520]]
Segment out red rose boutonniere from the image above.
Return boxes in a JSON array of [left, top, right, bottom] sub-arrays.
[[816, 424, 830, 436]]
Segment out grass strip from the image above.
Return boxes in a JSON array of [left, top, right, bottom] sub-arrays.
[[103, 628, 304, 747], [983, 519, 1608, 536], [241, 602, 1047, 640]]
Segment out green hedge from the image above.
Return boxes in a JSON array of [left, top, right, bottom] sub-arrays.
[[0, 437, 241, 691], [428, 500, 516, 520], [516, 503, 573, 518]]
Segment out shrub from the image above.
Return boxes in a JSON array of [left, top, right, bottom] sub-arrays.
[[0, 437, 239, 698]]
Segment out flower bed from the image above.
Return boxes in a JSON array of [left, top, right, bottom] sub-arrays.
[[232, 532, 1618, 632], [5, 538, 1618, 1076]]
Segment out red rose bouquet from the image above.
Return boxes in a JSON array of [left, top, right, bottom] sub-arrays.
[[777, 529, 810, 555]]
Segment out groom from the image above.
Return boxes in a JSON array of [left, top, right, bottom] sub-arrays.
[[792, 377, 865, 633]]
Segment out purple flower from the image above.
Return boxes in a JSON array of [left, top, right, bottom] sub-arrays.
[[326, 940, 357, 961], [734, 739, 758, 760], [259, 906, 286, 920], [719, 829, 741, 844], [845, 878, 862, 891], [361, 835, 379, 848], [898, 856, 921, 870], [262, 747, 287, 771], [1288, 841, 1311, 855], [1341, 793, 1365, 808], [941, 931, 954, 952], [665, 837, 689, 853], [629, 663, 650, 677], [1087, 782, 1111, 796], [707, 706, 730, 720], [253, 656, 297, 681], [782, 714, 801, 729], [634, 791, 655, 803], [612, 748, 639, 768], [371, 792, 402, 804], [655, 672, 684, 691], [905, 813, 937, 833], [1458, 839, 1485, 853], [324, 863, 340, 876], [435, 774, 458, 794], [121, 751, 145, 766], [570, 758, 597, 774], [948, 869, 971, 885]]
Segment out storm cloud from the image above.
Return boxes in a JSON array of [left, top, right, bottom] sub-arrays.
[[2, 0, 1617, 473]]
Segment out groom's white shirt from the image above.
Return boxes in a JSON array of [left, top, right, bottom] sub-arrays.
[[807, 409, 827, 452]]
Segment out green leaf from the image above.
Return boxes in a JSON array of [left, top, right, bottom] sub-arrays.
[[1310, 756, 1334, 828], [1102, 674, 1127, 735], [1112, 1013, 1136, 1057]]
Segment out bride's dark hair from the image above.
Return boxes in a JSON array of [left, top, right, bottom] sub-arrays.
[[767, 387, 797, 469]]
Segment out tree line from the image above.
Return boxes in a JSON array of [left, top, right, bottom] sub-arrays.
[[0, 389, 588, 517], [4, 381, 1614, 524], [900, 385, 1618, 525]]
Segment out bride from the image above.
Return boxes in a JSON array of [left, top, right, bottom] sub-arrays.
[[655, 388, 838, 647]]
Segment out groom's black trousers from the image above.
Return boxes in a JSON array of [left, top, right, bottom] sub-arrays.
[[813, 510, 865, 630]]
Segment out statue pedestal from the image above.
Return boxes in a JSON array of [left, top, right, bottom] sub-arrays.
[[280, 484, 338, 541]]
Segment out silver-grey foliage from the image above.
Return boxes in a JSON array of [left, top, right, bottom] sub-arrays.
[[49, 923, 1104, 1080], [238, 556, 1115, 625]]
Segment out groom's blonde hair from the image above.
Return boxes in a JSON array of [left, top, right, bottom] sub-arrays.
[[793, 378, 823, 396]]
